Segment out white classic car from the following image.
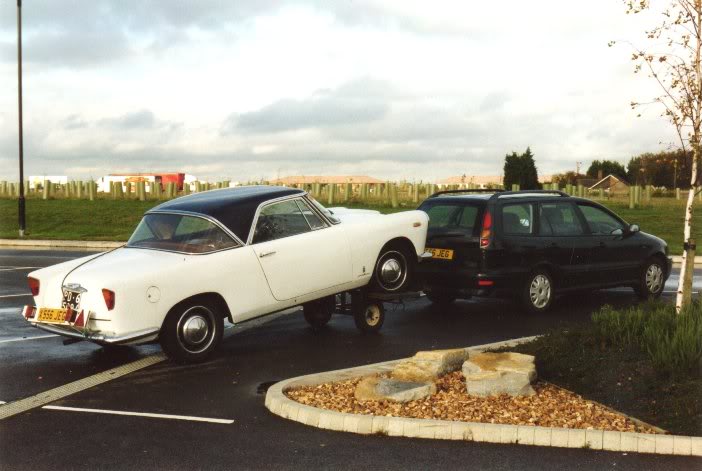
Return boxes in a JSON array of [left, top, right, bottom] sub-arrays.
[[22, 186, 429, 362]]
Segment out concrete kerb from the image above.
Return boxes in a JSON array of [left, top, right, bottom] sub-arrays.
[[265, 335, 701, 457]]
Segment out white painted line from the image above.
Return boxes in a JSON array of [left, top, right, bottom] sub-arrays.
[[0, 353, 166, 420], [0, 401, 5, 404], [0, 334, 58, 344], [0, 293, 32, 298], [42, 405, 234, 424]]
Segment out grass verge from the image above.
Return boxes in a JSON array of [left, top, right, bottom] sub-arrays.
[[505, 302, 702, 436], [0, 196, 699, 252]]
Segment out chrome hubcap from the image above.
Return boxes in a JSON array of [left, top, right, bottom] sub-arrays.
[[182, 316, 209, 345], [529, 274, 551, 309], [177, 306, 215, 354], [380, 259, 402, 284], [376, 250, 407, 291], [645, 264, 663, 293], [365, 305, 381, 326]]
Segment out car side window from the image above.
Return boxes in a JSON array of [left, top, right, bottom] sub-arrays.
[[578, 204, 625, 235], [253, 200, 313, 244], [539, 203, 584, 236], [502, 203, 533, 235], [295, 199, 327, 230]]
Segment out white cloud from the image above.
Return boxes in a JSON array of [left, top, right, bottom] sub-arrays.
[[0, 0, 677, 182]]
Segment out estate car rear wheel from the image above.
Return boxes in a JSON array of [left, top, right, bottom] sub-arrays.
[[520, 270, 554, 314], [425, 290, 457, 306], [634, 258, 665, 300], [160, 301, 223, 363]]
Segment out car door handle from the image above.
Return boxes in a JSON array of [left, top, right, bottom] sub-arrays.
[[259, 250, 277, 258]]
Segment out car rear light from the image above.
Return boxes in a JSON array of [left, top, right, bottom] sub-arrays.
[[478, 280, 494, 287], [102, 289, 115, 311], [480, 210, 492, 248], [28, 277, 40, 296], [22, 305, 36, 319], [73, 310, 86, 328]]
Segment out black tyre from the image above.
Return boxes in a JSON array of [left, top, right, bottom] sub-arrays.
[[372, 243, 413, 293], [425, 290, 457, 306], [303, 296, 335, 329], [520, 270, 554, 314], [634, 258, 666, 300], [160, 301, 223, 363], [353, 301, 385, 333]]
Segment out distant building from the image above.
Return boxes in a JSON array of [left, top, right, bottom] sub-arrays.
[[589, 174, 629, 194], [269, 175, 384, 186], [28, 176, 68, 190], [98, 173, 195, 192]]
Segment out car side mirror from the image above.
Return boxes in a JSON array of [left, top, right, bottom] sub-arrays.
[[629, 224, 640, 233]]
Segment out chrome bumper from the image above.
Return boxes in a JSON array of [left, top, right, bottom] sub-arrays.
[[32, 322, 159, 345], [418, 251, 433, 262]]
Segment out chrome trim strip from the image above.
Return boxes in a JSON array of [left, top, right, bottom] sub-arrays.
[[32, 323, 160, 345], [418, 251, 433, 262]]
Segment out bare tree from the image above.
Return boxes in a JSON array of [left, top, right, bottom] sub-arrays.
[[614, 0, 701, 312]]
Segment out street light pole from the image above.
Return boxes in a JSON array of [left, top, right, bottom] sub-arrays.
[[17, 0, 26, 237]]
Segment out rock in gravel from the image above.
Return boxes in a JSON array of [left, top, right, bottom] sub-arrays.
[[391, 348, 469, 382], [462, 352, 537, 397], [354, 376, 437, 402]]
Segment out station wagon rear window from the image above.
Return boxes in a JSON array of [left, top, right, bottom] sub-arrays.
[[127, 213, 238, 253], [424, 203, 480, 235]]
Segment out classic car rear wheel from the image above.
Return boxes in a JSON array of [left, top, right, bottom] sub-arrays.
[[303, 296, 335, 329], [160, 301, 223, 363], [372, 243, 413, 293], [353, 301, 385, 333]]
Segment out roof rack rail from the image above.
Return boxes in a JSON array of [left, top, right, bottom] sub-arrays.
[[489, 190, 569, 200], [429, 189, 504, 198]]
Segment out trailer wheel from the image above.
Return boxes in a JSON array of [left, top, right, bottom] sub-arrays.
[[354, 301, 385, 333], [303, 296, 335, 329]]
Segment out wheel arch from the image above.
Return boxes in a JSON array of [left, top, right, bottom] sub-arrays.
[[527, 261, 562, 290], [163, 292, 233, 330], [377, 236, 417, 261]]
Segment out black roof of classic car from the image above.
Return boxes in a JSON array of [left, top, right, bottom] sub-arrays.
[[150, 185, 304, 241]]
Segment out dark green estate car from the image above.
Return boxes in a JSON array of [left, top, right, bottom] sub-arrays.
[[416, 190, 672, 313]]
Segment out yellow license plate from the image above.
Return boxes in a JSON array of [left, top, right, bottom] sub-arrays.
[[427, 247, 454, 260], [37, 307, 68, 324]]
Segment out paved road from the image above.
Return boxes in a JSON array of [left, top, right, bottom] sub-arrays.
[[0, 249, 699, 470]]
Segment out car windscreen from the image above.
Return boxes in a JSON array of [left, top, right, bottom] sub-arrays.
[[127, 213, 239, 254], [421, 202, 482, 236]]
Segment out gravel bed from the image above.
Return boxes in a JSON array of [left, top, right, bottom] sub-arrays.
[[286, 371, 659, 433]]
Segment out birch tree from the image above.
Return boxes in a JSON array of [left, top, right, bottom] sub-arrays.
[[615, 0, 701, 312]]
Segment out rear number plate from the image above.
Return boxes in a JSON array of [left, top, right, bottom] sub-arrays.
[[62, 289, 82, 310], [427, 247, 454, 260], [37, 307, 68, 323]]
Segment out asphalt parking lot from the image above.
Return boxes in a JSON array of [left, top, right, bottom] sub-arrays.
[[0, 248, 700, 470]]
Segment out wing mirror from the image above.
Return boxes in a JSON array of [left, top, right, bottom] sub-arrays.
[[629, 224, 640, 233]]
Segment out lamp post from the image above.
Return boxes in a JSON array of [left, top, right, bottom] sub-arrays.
[[17, 0, 26, 237]]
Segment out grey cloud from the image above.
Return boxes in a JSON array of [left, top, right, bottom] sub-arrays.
[[61, 114, 89, 130], [99, 110, 157, 130], [223, 79, 390, 135]]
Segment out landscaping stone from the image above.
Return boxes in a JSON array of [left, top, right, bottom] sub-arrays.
[[391, 348, 469, 382], [462, 352, 537, 397], [354, 376, 436, 402]]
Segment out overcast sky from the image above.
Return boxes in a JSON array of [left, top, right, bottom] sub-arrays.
[[0, 1, 676, 182]]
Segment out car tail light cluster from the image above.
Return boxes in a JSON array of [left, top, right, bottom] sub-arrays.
[[102, 289, 115, 311], [480, 210, 492, 248], [28, 277, 40, 296]]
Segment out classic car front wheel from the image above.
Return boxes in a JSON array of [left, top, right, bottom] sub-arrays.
[[160, 301, 223, 363], [372, 243, 413, 293]]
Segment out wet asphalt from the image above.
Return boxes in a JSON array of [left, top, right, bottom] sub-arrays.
[[0, 248, 700, 470]]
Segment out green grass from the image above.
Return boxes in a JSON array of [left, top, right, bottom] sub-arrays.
[[0, 195, 700, 252]]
